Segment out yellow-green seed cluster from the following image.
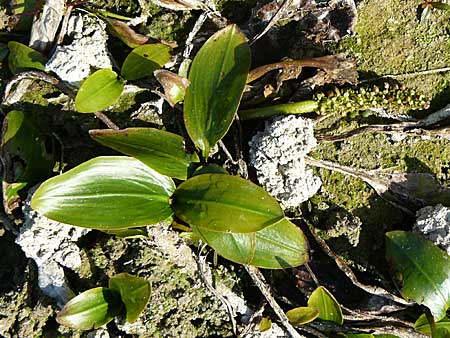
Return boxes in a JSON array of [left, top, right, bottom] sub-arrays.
[[314, 82, 430, 117]]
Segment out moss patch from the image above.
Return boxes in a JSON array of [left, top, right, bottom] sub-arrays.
[[334, 0, 450, 107]]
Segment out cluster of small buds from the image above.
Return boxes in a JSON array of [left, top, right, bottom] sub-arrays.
[[314, 82, 430, 117]]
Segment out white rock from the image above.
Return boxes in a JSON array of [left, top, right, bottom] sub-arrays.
[[414, 204, 450, 255], [45, 14, 112, 87], [16, 188, 90, 306], [249, 115, 321, 209], [87, 328, 110, 338]]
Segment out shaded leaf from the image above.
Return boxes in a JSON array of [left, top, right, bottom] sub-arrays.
[[109, 273, 151, 322], [31, 156, 175, 229], [431, 2, 450, 11], [172, 173, 284, 233], [286, 307, 319, 326], [90, 128, 199, 180], [415, 313, 450, 335], [7, 41, 46, 74], [1, 110, 54, 207], [154, 70, 190, 107], [121, 44, 171, 80], [103, 227, 149, 238], [57, 287, 123, 330], [386, 231, 450, 321], [75, 69, 125, 113], [193, 218, 309, 269], [184, 25, 251, 157], [308, 286, 344, 325], [192, 164, 228, 176]]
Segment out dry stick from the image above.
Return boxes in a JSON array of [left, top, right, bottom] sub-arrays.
[[341, 305, 415, 327], [182, 12, 208, 60], [244, 265, 307, 338], [94, 112, 119, 130], [317, 122, 450, 142], [360, 66, 450, 83], [251, 0, 290, 44], [195, 245, 238, 336], [300, 217, 412, 307]]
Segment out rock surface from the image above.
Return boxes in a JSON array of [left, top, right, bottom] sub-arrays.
[[15, 190, 90, 306], [414, 204, 450, 254], [45, 14, 112, 87], [249, 115, 321, 209]]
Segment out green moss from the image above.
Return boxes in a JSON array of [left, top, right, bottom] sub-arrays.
[[141, 10, 192, 42], [334, 0, 450, 105]]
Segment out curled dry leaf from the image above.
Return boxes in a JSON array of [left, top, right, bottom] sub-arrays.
[[154, 70, 190, 107]]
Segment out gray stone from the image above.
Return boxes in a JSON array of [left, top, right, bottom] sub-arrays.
[[15, 188, 90, 306], [414, 204, 450, 254], [45, 14, 112, 87], [249, 115, 321, 209]]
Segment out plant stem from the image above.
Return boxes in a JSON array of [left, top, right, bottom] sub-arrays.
[[238, 100, 318, 120]]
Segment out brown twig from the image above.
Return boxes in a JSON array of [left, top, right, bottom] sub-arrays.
[[244, 265, 304, 338], [94, 112, 119, 130]]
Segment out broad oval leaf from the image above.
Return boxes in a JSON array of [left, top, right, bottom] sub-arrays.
[[8, 41, 47, 74], [184, 24, 251, 157], [31, 156, 175, 229], [192, 164, 228, 176], [109, 273, 151, 323], [415, 313, 450, 335], [75, 69, 125, 113], [386, 231, 450, 321], [193, 218, 309, 268], [57, 287, 123, 330], [172, 173, 284, 233], [90, 128, 199, 180], [286, 307, 319, 326], [121, 44, 171, 80], [307, 286, 344, 325]]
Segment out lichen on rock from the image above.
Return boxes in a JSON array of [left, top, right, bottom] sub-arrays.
[[414, 204, 450, 255], [249, 115, 322, 209], [45, 14, 113, 87]]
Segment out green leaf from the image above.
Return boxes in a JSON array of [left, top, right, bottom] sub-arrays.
[[103, 227, 149, 238], [258, 317, 272, 332], [90, 128, 199, 180], [75, 69, 125, 113], [121, 44, 171, 80], [57, 287, 123, 330], [193, 218, 309, 268], [386, 231, 450, 321], [172, 173, 284, 233], [109, 273, 151, 323], [1, 110, 54, 202], [415, 313, 450, 335], [434, 328, 450, 338], [184, 24, 251, 157], [339, 334, 374, 338], [31, 156, 175, 229], [7, 41, 47, 74], [307, 286, 344, 325], [431, 2, 450, 11], [286, 307, 319, 326], [192, 164, 228, 176], [239, 100, 319, 120]]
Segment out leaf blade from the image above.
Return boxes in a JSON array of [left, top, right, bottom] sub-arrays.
[[172, 173, 284, 233], [31, 156, 175, 229], [121, 44, 172, 80], [193, 218, 309, 269], [90, 128, 199, 180], [184, 24, 251, 157], [307, 286, 344, 325], [109, 273, 151, 323], [57, 287, 123, 330], [386, 231, 450, 321], [75, 69, 125, 113]]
